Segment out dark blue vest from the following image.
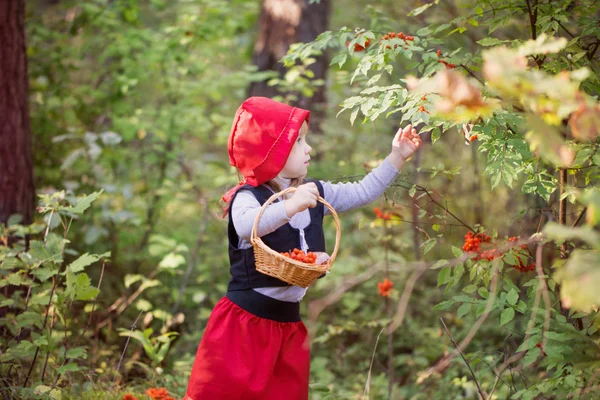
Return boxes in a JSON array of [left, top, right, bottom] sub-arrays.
[[226, 179, 326, 291]]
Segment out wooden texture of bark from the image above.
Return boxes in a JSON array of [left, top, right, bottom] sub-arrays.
[[248, 0, 330, 133], [0, 0, 35, 225]]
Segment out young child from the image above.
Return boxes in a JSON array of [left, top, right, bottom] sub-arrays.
[[184, 97, 421, 400]]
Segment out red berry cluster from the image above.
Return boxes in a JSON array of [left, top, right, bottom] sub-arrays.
[[418, 95, 429, 114], [378, 278, 394, 297], [513, 255, 535, 272], [437, 49, 455, 69], [348, 31, 415, 53], [348, 38, 372, 52], [478, 248, 502, 261], [379, 31, 414, 50], [507, 237, 535, 272], [462, 231, 492, 253], [280, 248, 317, 264], [373, 207, 393, 220], [463, 232, 504, 261]]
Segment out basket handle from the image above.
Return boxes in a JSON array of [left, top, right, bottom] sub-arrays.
[[250, 186, 341, 267]]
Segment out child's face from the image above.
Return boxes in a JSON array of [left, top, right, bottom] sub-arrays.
[[280, 122, 312, 179]]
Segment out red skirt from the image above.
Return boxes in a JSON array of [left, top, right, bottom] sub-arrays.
[[184, 296, 310, 400]]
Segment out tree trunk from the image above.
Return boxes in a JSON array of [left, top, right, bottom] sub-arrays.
[[249, 0, 330, 134], [0, 0, 35, 226]]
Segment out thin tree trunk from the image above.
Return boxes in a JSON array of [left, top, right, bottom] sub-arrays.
[[0, 0, 35, 226], [248, 0, 330, 134]]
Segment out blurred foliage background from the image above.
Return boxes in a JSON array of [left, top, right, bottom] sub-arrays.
[[1, 0, 600, 399]]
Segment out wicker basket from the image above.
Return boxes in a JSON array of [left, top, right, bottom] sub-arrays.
[[251, 187, 341, 288]]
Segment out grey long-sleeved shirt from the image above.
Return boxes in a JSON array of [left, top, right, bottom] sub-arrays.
[[231, 156, 400, 302]]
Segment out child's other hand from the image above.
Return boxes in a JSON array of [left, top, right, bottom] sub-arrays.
[[285, 183, 319, 217], [313, 252, 331, 265], [389, 124, 422, 169]]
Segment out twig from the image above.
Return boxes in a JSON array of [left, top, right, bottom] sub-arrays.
[[440, 318, 487, 400], [460, 64, 484, 85], [415, 185, 476, 232], [571, 207, 587, 228], [362, 327, 386, 400], [111, 310, 144, 388]]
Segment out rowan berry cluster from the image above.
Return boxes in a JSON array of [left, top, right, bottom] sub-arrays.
[[373, 207, 393, 220], [463, 232, 504, 261], [280, 248, 317, 264], [513, 255, 536, 272], [462, 231, 491, 253], [436, 49, 455, 69], [379, 31, 414, 50], [349, 31, 416, 53], [378, 278, 394, 297]]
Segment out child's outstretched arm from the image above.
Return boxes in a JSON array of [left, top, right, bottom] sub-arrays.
[[322, 124, 422, 215]]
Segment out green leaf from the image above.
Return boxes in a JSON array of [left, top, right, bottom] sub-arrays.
[[67, 252, 109, 273], [56, 362, 80, 375], [523, 347, 540, 367], [16, 311, 43, 329], [517, 335, 541, 353], [477, 287, 489, 299], [66, 347, 88, 360], [33, 265, 60, 282], [544, 331, 569, 342], [422, 238, 437, 255], [29, 233, 65, 265], [500, 307, 515, 326], [330, 52, 347, 68], [433, 300, 454, 311], [452, 246, 463, 257], [463, 284, 478, 294], [457, 303, 472, 318], [33, 385, 62, 400], [158, 253, 186, 269], [477, 37, 506, 47], [437, 267, 452, 287], [66, 271, 99, 301], [506, 289, 519, 306], [309, 383, 331, 393], [59, 191, 103, 215]]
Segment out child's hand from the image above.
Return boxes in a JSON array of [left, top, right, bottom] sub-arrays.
[[389, 124, 422, 169], [285, 183, 319, 217]]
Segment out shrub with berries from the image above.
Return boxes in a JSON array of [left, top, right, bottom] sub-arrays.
[[378, 31, 414, 50], [280, 248, 318, 264], [378, 278, 394, 297], [462, 232, 535, 271]]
